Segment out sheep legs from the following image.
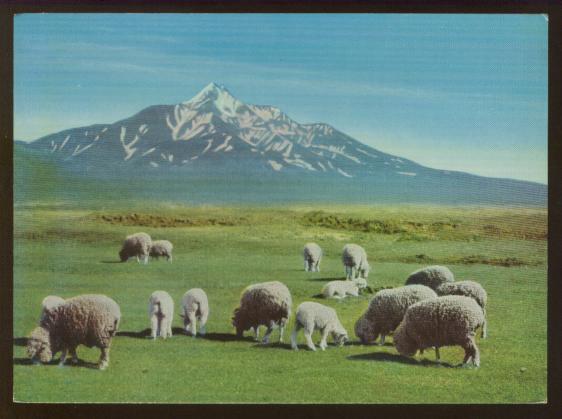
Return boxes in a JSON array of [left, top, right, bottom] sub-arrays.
[[378, 335, 386, 346], [291, 324, 301, 350], [252, 326, 260, 341], [150, 315, 159, 339], [462, 338, 480, 368], [304, 330, 316, 351], [435, 347, 441, 361], [319, 327, 330, 351], [482, 317, 488, 339], [186, 312, 197, 337], [60, 347, 79, 366], [98, 347, 110, 370]]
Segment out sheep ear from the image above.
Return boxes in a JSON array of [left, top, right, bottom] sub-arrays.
[[179, 313, 185, 318]]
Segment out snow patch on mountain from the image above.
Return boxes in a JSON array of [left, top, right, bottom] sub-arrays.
[[337, 168, 353, 178], [268, 160, 283, 171]]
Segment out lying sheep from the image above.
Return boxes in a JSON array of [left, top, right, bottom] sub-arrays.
[[354, 285, 437, 345], [232, 281, 292, 344], [405, 265, 454, 290], [291, 302, 348, 351], [322, 278, 367, 299], [40, 295, 65, 323], [393, 295, 485, 367], [436, 280, 488, 338], [303, 243, 322, 272], [148, 291, 174, 339], [27, 294, 121, 370], [342, 244, 370, 280], [150, 240, 173, 262], [119, 232, 152, 264], [180, 288, 209, 337]]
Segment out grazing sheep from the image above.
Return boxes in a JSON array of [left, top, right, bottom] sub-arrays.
[[291, 302, 348, 351], [405, 265, 454, 291], [354, 285, 437, 345], [150, 240, 173, 262], [180, 288, 209, 337], [322, 278, 367, 299], [232, 281, 292, 344], [393, 295, 485, 367], [119, 232, 152, 264], [40, 295, 65, 323], [436, 280, 488, 338], [342, 244, 370, 280], [303, 242, 322, 272], [148, 291, 174, 339], [27, 294, 121, 370]]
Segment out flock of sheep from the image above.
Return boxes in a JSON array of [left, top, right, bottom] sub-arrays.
[[26, 233, 488, 370]]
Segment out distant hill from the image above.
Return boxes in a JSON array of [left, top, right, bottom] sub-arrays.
[[18, 83, 546, 206]]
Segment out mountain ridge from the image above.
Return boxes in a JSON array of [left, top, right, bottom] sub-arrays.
[[20, 83, 546, 205]]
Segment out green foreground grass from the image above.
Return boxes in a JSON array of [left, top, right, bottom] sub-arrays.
[[13, 204, 547, 403]]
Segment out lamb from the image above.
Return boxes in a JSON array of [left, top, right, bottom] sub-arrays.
[[39, 295, 65, 323], [149, 240, 173, 262], [322, 278, 367, 299], [26, 294, 121, 370], [436, 280, 488, 338], [232, 281, 292, 344], [291, 302, 348, 351], [148, 291, 174, 339], [405, 265, 454, 290], [180, 288, 209, 337], [354, 285, 437, 345], [342, 244, 370, 280], [119, 232, 152, 264], [303, 242, 322, 272], [393, 295, 485, 367]]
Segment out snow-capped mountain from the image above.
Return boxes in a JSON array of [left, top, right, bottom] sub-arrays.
[[26, 82, 430, 179]]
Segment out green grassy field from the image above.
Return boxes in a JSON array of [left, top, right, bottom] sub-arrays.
[[13, 203, 547, 403]]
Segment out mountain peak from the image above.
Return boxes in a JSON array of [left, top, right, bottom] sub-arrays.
[[183, 82, 242, 117]]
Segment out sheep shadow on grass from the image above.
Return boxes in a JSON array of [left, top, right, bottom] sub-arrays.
[[251, 342, 293, 350], [345, 341, 394, 348], [101, 260, 123, 264], [347, 351, 457, 368], [13, 337, 28, 347], [116, 329, 256, 343], [13, 357, 99, 369], [200, 332, 257, 343]]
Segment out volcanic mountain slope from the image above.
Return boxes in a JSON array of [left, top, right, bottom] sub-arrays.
[[27, 82, 433, 178]]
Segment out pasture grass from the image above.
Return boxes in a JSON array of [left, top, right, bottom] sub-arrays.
[[13, 204, 547, 403]]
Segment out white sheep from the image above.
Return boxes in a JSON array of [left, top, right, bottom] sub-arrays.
[[342, 244, 370, 280], [119, 232, 152, 264], [149, 240, 173, 262], [303, 242, 322, 272], [354, 285, 437, 345], [232, 281, 292, 344], [148, 291, 174, 339], [291, 302, 348, 351], [180, 288, 209, 337], [322, 278, 367, 299], [436, 280, 488, 338], [405, 265, 454, 290], [27, 294, 121, 370], [394, 295, 485, 367], [39, 295, 65, 323]]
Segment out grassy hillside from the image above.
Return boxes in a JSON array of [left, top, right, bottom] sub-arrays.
[[13, 204, 547, 403]]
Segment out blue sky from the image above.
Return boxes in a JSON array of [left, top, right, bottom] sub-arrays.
[[14, 14, 547, 183]]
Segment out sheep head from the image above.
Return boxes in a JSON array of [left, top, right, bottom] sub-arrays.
[[332, 330, 349, 347], [27, 327, 53, 364], [393, 324, 417, 357], [354, 316, 378, 344], [231, 307, 248, 337], [359, 263, 370, 279], [119, 248, 129, 262]]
